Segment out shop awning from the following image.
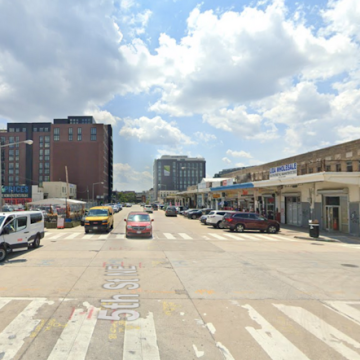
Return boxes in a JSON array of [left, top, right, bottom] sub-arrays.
[[27, 198, 86, 205], [210, 182, 254, 192]]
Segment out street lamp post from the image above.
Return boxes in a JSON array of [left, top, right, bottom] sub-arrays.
[[92, 181, 104, 204], [0, 139, 33, 208]]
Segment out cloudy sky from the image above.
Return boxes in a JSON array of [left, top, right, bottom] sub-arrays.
[[1, 0, 360, 191]]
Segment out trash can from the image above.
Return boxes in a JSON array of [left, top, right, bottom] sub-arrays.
[[309, 220, 319, 238]]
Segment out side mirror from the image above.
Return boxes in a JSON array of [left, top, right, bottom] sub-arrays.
[[124, 219, 127, 222], [151, 219, 154, 222], [1, 227, 9, 235]]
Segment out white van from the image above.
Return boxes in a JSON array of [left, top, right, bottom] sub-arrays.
[[0, 211, 44, 262]]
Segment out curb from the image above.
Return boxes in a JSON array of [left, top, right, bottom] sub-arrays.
[[294, 236, 339, 243]]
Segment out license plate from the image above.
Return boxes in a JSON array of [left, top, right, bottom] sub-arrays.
[[137, 231, 141, 234], [93, 226, 98, 230]]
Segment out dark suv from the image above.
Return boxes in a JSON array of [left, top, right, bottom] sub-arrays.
[[222, 212, 280, 233]]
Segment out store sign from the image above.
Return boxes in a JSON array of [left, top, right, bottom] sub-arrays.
[[269, 163, 297, 179], [212, 194, 221, 198], [2, 185, 31, 198]]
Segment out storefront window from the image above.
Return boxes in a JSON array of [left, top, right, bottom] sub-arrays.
[[325, 197, 340, 206]]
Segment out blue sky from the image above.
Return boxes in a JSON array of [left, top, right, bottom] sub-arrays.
[[1, 0, 360, 191]]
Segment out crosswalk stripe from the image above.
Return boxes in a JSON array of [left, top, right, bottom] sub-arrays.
[[223, 233, 245, 240], [235, 233, 261, 241], [48, 304, 99, 360], [179, 233, 192, 240], [209, 233, 227, 240], [116, 234, 125, 239], [243, 304, 310, 360], [98, 234, 110, 239], [123, 312, 160, 360], [0, 298, 11, 310], [164, 233, 176, 239], [0, 299, 50, 360], [274, 304, 360, 360], [324, 301, 360, 326], [82, 234, 94, 239], [251, 234, 279, 241], [65, 233, 81, 239], [46, 233, 64, 240]]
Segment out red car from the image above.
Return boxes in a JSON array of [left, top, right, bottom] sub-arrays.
[[124, 211, 154, 238]]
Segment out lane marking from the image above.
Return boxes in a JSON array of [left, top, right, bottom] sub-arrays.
[[223, 233, 245, 240], [179, 233, 192, 240], [164, 233, 176, 240], [65, 233, 81, 240], [274, 304, 360, 360], [193, 344, 205, 358], [0, 298, 12, 310], [0, 299, 52, 360], [123, 312, 160, 360], [205, 323, 216, 334], [99, 234, 110, 239], [48, 303, 99, 360], [82, 234, 94, 239], [243, 304, 310, 360], [46, 233, 64, 240], [216, 342, 236, 360], [208, 233, 227, 240], [324, 301, 360, 326]]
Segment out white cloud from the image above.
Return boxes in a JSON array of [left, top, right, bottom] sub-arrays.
[[113, 163, 152, 191], [120, 0, 136, 11], [194, 132, 217, 142], [119, 116, 194, 146], [336, 125, 360, 142], [235, 162, 246, 167], [222, 157, 231, 164], [86, 108, 120, 125], [226, 149, 253, 158]]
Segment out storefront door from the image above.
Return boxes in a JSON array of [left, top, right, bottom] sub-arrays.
[[285, 196, 301, 226], [325, 206, 340, 231]]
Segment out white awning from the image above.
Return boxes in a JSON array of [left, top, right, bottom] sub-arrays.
[[27, 198, 86, 205]]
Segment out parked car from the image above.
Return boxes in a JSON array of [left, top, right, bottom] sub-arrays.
[[206, 210, 236, 229], [124, 211, 154, 238], [222, 212, 280, 233], [182, 208, 196, 217], [151, 204, 158, 211], [80, 210, 89, 226], [200, 214, 210, 224], [144, 205, 153, 213], [165, 206, 177, 217], [187, 209, 203, 219]]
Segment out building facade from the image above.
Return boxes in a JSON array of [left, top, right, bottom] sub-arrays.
[[153, 155, 206, 202], [0, 116, 113, 204]]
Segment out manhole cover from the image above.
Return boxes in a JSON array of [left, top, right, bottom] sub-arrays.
[[341, 264, 359, 268]]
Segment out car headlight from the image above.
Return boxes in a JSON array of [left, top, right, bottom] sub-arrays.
[[146, 225, 152, 229], [127, 225, 132, 229]]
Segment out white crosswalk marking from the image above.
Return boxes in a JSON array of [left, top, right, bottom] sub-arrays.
[[179, 233, 192, 240], [274, 304, 360, 360], [82, 234, 94, 239], [251, 234, 279, 241], [235, 233, 261, 241], [0, 299, 51, 360], [0, 298, 11, 310], [65, 233, 81, 239], [48, 304, 99, 360], [46, 233, 64, 240], [209, 233, 227, 240], [164, 233, 176, 239], [223, 233, 245, 240], [123, 312, 160, 360], [116, 234, 125, 239], [99, 234, 110, 239], [324, 301, 360, 326], [243, 304, 310, 360]]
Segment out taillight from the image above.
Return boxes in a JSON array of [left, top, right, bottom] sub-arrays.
[[227, 218, 233, 222]]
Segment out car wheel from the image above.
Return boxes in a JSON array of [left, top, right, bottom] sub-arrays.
[[217, 221, 224, 229], [32, 235, 40, 249], [0, 247, 7, 262], [192, 214, 197, 219], [236, 224, 245, 233], [267, 225, 278, 234], [85, 229, 89, 234]]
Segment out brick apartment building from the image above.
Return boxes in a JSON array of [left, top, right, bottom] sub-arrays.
[[0, 116, 113, 204]]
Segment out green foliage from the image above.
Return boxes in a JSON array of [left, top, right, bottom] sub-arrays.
[[115, 191, 137, 203]]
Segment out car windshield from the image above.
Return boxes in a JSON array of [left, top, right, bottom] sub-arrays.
[[87, 209, 108, 217], [0, 216, 5, 226], [128, 214, 150, 222]]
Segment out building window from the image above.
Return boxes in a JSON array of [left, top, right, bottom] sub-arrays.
[[77, 128, 82, 141], [346, 161, 353, 172], [44, 149, 50, 161], [44, 169, 50, 174], [336, 163, 341, 172], [15, 149, 19, 161], [44, 135, 50, 147], [15, 136, 20, 147], [8, 176, 13, 184], [301, 168, 306, 175], [45, 163, 50, 169], [9, 128, 15, 132], [22, 128, 26, 132], [9, 137, 14, 147], [39, 136, 44, 146], [91, 127, 97, 141], [0, 137, 5, 145], [325, 165, 331, 172], [39, 149, 43, 161], [39, 163, 43, 173], [44, 176, 50, 182], [309, 168, 313, 173], [54, 128, 60, 141], [9, 149, 14, 162], [39, 175, 43, 183], [15, 176, 19, 184], [68, 128, 73, 141]]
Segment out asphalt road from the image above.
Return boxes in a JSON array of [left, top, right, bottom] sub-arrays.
[[1, 205, 360, 360]]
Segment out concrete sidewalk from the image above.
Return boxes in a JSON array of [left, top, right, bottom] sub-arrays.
[[279, 224, 360, 244]]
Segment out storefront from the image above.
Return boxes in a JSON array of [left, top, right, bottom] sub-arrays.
[[285, 195, 302, 226]]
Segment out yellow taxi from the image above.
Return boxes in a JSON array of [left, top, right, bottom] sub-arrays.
[[84, 206, 114, 233]]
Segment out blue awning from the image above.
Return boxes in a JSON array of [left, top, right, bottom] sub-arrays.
[[210, 182, 254, 192]]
